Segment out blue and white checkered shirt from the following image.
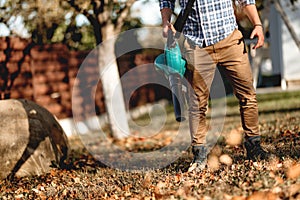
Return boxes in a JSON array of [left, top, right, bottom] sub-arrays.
[[159, 0, 255, 47]]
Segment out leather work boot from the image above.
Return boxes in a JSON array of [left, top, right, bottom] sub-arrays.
[[188, 145, 207, 172], [244, 136, 269, 161]]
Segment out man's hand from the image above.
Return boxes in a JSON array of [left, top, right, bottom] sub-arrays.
[[250, 25, 264, 49], [242, 4, 265, 49], [162, 21, 176, 38], [161, 8, 176, 38]]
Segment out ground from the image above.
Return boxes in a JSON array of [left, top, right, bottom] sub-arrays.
[[0, 90, 300, 200]]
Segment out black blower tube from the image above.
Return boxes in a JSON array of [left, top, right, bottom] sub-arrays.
[[168, 73, 186, 122]]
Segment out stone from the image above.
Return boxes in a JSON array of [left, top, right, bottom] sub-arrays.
[[0, 99, 69, 179]]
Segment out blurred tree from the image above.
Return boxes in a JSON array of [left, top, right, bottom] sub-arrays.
[[0, 0, 98, 50], [0, 0, 68, 44], [67, 0, 136, 44], [0, 0, 143, 50], [66, 0, 138, 139], [0, 0, 145, 139]]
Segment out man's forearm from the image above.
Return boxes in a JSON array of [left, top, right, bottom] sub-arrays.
[[161, 8, 173, 26], [242, 4, 262, 26], [242, 4, 264, 48]]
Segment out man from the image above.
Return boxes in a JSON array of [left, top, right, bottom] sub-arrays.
[[159, 0, 269, 172]]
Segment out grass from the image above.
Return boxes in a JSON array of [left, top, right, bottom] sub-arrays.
[[1, 90, 300, 199]]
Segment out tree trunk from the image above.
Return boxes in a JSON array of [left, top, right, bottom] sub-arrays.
[[98, 23, 130, 139], [67, 0, 132, 139]]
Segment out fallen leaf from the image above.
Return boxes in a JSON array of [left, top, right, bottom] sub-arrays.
[[274, 176, 284, 185], [219, 154, 233, 166], [210, 145, 222, 156], [247, 191, 280, 200], [200, 196, 212, 200], [183, 181, 193, 194], [154, 181, 167, 198], [207, 155, 220, 171], [286, 164, 300, 179], [252, 181, 263, 189], [271, 186, 282, 194], [288, 183, 300, 197], [176, 188, 186, 197], [185, 196, 198, 200], [226, 128, 243, 146], [174, 174, 182, 183], [231, 196, 246, 200], [223, 193, 232, 200], [142, 172, 153, 189], [73, 177, 81, 183]]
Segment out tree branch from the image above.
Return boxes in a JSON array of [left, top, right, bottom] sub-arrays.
[[67, 0, 97, 24], [115, 0, 135, 32]]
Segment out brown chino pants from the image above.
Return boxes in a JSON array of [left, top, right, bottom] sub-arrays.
[[181, 29, 260, 146]]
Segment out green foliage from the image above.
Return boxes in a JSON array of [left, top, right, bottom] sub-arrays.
[[0, 0, 142, 50], [51, 18, 96, 50]]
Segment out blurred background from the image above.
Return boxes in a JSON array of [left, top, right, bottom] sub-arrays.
[[0, 0, 299, 137]]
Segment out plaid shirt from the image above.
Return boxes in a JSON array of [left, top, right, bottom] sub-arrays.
[[159, 0, 255, 47]]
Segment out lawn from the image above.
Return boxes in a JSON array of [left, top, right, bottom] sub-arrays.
[[1, 90, 300, 199]]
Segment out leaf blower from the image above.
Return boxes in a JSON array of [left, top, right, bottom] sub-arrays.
[[154, 0, 195, 122]]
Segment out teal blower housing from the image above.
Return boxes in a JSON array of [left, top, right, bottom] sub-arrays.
[[154, 0, 195, 122], [154, 30, 187, 122]]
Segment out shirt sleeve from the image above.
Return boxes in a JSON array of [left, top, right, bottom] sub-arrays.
[[159, 0, 176, 11], [237, 0, 256, 7]]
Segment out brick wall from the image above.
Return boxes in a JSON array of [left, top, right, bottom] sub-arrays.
[[0, 37, 34, 100], [0, 37, 170, 119]]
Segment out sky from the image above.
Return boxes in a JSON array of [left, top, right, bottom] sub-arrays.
[[130, 0, 161, 25], [0, 15, 29, 37], [0, 24, 10, 36], [76, 0, 162, 26]]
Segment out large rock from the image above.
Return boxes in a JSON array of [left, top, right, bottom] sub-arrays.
[[0, 99, 69, 179]]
